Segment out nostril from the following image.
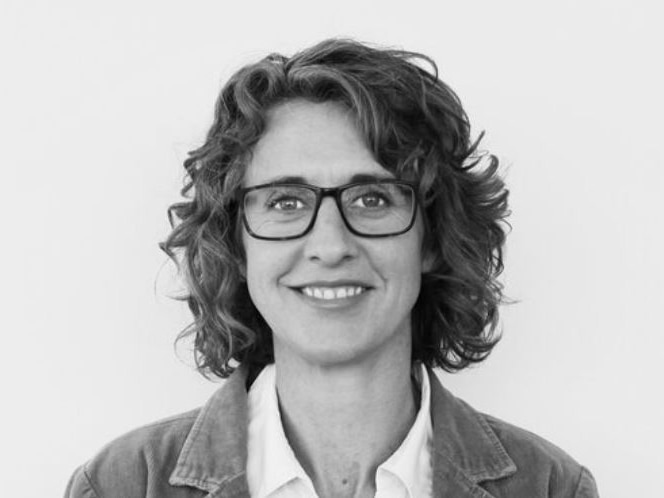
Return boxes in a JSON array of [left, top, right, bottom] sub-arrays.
[[303, 230, 358, 264]]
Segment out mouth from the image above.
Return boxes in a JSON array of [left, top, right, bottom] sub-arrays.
[[289, 280, 373, 303], [299, 285, 369, 300]]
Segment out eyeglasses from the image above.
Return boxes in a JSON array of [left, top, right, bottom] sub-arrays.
[[240, 180, 418, 240]]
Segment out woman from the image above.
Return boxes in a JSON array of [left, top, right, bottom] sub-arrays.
[[66, 39, 599, 497]]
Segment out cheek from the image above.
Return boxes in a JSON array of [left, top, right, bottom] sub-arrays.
[[243, 240, 270, 303], [396, 256, 423, 299], [387, 228, 426, 298], [374, 239, 424, 290], [243, 240, 293, 302], [243, 234, 272, 276]]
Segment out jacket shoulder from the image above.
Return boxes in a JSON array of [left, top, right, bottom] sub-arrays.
[[481, 413, 599, 497], [66, 409, 202, 498]]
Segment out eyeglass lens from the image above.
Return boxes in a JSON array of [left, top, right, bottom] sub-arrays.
[[243, 182, 415, 239]]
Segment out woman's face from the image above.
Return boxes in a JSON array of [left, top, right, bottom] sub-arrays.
[[242, 100, 428, 368]]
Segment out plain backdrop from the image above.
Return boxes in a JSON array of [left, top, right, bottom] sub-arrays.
[[1, 1, 662, 496]]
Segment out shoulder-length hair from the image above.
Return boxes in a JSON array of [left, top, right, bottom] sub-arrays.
[[162, 38, 510, 379]]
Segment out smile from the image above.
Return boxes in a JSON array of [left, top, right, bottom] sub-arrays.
[[300, 286, 368, 300]]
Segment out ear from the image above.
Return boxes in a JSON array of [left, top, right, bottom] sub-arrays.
[[237, 258, 247, 281], [421, 248, 436, 274]]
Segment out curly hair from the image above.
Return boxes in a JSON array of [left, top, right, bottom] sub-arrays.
[[161, 38, 510, 379]]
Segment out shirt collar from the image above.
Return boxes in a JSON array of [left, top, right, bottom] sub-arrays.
[[169, 364, 517, 498], [377, 362, 432, 497], [246, 364, 315, 498], [247, 363, 433, 498]]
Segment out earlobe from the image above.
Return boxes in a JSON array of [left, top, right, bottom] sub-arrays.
[[421, 250, 436, 274], [237, 259, 247, 281]]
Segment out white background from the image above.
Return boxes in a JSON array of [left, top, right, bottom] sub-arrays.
[[1, 1, 662, 496]]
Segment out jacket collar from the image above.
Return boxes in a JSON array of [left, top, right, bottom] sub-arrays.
[[169, 365, 516, 498], [427, 369, 517, 497], [169, 364, 251, 497]]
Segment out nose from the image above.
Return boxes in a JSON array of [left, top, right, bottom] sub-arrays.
[[302, 197, 358, 265]]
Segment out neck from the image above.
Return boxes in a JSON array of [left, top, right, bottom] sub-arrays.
[[273, 349, 418, 498]]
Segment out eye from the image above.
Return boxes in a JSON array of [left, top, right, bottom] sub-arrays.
[[351, 192, 389, 209], [268, 196, 306, 211]]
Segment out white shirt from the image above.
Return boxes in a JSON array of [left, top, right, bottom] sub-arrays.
[[246, 364, 433, 498]]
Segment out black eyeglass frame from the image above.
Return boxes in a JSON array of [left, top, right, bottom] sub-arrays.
[[240, 179, 420, 241]]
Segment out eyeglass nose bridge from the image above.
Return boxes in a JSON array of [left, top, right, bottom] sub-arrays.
[[306, 186, 355, 235]]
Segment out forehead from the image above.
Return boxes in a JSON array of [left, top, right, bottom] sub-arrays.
[[244, 100, 392, 187]]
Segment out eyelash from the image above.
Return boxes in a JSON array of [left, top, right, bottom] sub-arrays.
[[267, 195, 307, 210]]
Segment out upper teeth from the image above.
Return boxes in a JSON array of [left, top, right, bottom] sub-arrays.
[[302, 286, 366, 300]]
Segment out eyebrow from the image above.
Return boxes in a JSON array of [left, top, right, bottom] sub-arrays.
[[259, 173, 395, 185]]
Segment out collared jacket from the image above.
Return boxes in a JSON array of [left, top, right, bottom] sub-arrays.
[[65, 366, 599, 498]]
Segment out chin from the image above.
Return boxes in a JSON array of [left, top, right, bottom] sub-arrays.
[[278, 332, 398, 370]]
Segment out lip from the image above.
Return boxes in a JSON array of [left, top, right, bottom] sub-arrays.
[[291, 279, 373, 288]]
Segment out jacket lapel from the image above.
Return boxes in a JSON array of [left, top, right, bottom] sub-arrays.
[[169, 365, 252, 498], [428, 369, 517, 497]]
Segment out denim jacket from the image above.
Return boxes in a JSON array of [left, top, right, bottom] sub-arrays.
[[65, 366, 599, 497]]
